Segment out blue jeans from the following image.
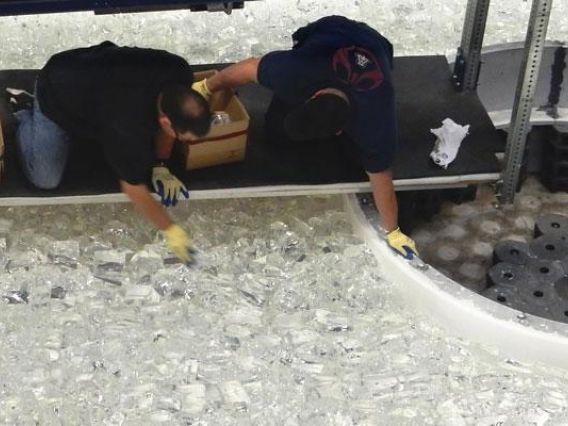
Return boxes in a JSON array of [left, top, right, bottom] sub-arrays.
[[15, 94, 69, 189]]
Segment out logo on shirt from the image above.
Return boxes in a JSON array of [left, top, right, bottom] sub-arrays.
[[355, 52, 371, 69], [332, 46, 384, 92]]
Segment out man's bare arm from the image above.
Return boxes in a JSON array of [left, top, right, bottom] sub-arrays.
[[120, 180, 173, 230], [206, 57, 261, 92], [368, 170, 418, 258], [368, 169, 398, 232]]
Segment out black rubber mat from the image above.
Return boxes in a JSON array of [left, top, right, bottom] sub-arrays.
[[0, 57, 502, 197], [484, 213, 568, 324]]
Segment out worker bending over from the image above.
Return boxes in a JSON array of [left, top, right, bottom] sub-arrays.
[[12, 41, 210, 263], [194, 16, 418, 258]]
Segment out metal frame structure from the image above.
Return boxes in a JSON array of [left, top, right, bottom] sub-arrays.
[[455, 0, 555, 203], [452, 0, 491, 91], [0, 173, 501, 207], [499, 0, 554, 203], [0, 0, 252, 16]]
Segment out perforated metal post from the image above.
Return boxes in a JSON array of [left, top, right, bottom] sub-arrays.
[[453, 0, 491, 91], [499, 0, 554, 204]]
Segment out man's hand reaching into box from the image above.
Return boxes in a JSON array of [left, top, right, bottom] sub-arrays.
[[192, 79, 212, 101]]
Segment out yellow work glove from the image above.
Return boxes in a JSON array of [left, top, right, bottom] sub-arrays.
[[152, 166, 189, 207], [162, 224, 196, 264], [386, 227, 418, 259], [191, 79, 212, 100]]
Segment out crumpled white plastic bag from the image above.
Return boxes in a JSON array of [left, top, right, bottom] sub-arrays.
[[429, 118, 470, 169]]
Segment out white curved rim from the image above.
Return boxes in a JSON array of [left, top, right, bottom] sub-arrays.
[[0, 173, 501, 207], [344, 193, 568, 369]]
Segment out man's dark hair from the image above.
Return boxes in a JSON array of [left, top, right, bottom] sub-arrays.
[[160, 84, 211, 137], [284, 94, 350, 141]]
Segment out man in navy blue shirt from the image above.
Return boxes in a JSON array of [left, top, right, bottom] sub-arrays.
[[194, 16, 417, 258]]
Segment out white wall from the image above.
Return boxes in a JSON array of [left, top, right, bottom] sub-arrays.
[[0, 0, 566, 68]]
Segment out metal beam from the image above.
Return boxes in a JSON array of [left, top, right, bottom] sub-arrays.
[[453, 0, 491, 91], [499, 0, 554, 204], [0, 173, 502, 207], [0, 0, 251, 17]]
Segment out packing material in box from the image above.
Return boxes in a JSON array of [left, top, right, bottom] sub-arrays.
[[179, 70, 250, 170]]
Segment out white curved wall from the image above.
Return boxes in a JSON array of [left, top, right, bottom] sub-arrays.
[[344, 194, 568, 370]]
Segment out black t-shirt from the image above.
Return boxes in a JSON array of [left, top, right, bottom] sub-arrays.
[[37, 41, 194, 184], [257, 16, 397, 173]]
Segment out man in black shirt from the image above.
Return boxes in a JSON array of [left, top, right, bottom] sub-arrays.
[[193, 16, 417, 259], [14, 42, 210, 263]]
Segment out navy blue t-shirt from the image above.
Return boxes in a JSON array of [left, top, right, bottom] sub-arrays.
[[257, 16, 397, 173]]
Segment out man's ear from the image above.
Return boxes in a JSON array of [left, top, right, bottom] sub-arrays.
[[158, 114, 171, 128], [158, 114, 177, 139]]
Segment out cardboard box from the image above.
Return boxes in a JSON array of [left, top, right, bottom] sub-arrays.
[[179, 70, 250, 170]]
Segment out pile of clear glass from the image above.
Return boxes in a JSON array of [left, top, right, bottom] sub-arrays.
[[1, 196, 568, 424], [1, 2, 568, 421], [0, 0, 567, 69]]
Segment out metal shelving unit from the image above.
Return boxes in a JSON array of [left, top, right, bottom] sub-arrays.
[[454, 0, 555, 204], [452, 0, 491, 92], [499, 0, 554, 203]]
